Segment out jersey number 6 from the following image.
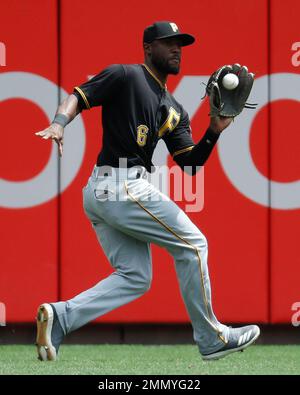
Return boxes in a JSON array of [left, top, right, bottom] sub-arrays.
[[137, 125, 149, 147]]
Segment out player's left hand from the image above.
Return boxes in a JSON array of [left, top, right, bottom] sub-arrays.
[[209, 115, 233, 134], [206, 64, 256, 119]]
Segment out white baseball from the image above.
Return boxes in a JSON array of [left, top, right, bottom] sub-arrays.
[[222, 73, 239, 90]]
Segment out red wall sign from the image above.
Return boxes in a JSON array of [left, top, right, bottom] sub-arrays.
[[1, 0, 299, 324]]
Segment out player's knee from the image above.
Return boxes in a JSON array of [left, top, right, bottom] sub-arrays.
[[198, 234, 208, 251], [116, 271, 151, 294], [131, 271, 152, 293], [136, 276, 152, 293], [174, 233, 208, 263], [119, 268, 151, 293]]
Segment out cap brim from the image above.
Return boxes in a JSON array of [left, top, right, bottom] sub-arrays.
[[156, 33, 195, 46]]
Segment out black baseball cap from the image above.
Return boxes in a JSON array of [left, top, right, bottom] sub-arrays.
[[143, 21, 195, 47]]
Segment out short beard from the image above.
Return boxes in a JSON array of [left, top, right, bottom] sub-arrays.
[[151, 55, 180, 75]]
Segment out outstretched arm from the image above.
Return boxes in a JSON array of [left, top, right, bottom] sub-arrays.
[[35, 94, 80, 157], [174, 116, 232, 175], [164, 110, 233, 176]]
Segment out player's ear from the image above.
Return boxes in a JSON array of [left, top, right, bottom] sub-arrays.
[[143, 42, 152, 57]]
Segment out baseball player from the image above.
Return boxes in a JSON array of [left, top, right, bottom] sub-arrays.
[[35, 21, 260, 362]]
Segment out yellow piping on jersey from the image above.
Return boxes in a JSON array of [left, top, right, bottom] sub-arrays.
[[173, 145, 194, 158], [142, 63, 166, 90], [74, 86, 91, 109], [124, 181, 227, 344]]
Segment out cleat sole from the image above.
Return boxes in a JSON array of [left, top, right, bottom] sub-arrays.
[[35, 303, 57, 361]]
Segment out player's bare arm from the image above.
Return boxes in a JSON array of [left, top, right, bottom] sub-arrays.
[[35, 94, 80, 157]]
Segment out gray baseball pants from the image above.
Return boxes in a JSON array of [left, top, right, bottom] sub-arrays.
[[54, 165, 229, 355]]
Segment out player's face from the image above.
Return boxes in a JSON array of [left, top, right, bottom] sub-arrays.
[[150, 38, 182, 75]]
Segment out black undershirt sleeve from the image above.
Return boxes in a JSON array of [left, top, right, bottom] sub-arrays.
[[163, 108, 220, 175], [173, 128, 220, 175]]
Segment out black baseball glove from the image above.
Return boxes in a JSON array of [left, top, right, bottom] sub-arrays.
[[205, 64, 257, 117]]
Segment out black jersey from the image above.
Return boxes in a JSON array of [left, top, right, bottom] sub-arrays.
[[73, 63, 219, 173]]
